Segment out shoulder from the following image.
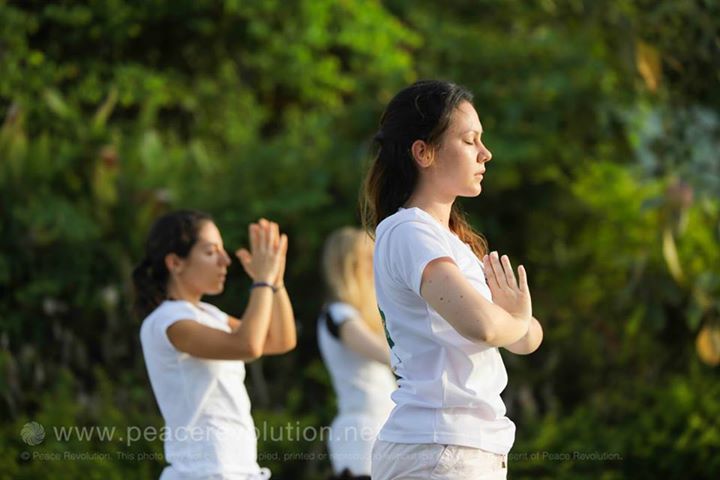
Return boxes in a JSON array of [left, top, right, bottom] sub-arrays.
[[140, 301, 199, 351], [377, 208, 446, 244], [144, 301, 198, 324], [198, 301, 228, 322]]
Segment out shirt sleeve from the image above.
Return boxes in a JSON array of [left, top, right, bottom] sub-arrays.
[[153, 302, 199, 351], [386, 220, 454, 295], [327, 303, 359, 327], [198, 302, 229, 324]]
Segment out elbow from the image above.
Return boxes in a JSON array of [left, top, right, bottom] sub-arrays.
[[285, 337, 297, 352], [242, 340, 264, 361], [275, 337, 297, 354], [475, 317, 500, 345], [263, 335, 297, 355], [465, 313, 503, 345], [465, 324, 498, 346], [476, 328, 500, 346]]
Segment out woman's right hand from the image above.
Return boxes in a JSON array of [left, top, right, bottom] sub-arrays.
[[235, 219, 287, 283]]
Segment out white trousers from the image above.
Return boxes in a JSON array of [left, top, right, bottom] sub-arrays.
[[371, 440, 508, 480], [159, 466, 271, 480]]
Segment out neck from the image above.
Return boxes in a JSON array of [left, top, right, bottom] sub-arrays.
[[166, 280, 202, 305], [404, 183, 454, 229]]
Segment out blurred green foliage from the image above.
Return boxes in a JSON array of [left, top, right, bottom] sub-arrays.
[[1, 0, 718, 478]]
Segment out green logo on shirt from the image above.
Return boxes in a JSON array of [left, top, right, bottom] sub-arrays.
[[379, 306, 394, 348]]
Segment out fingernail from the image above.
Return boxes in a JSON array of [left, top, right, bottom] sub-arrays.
[[492, 251, 498, 258]]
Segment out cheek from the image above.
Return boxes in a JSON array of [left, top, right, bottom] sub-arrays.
[[190, 257, 218, 279]]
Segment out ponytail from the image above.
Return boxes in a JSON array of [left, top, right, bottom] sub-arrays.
[[132, 257, 170, 319]]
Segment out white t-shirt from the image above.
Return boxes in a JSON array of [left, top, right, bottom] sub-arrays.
[[317, 302, 396, 475], [140, 300, 265, 479], [373, 207, 516, 455]]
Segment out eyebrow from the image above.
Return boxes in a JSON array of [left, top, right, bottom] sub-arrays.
[[461, 129, 483, 135], [199, 241, 222, 248]]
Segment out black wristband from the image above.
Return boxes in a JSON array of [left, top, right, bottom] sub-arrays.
[[250, 281, 274, 291]]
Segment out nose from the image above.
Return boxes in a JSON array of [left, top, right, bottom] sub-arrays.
[[479, 143, 492, 163], [221, 250, 231, 266]]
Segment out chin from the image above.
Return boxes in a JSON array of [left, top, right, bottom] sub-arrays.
[[460, 186, 482, 197]]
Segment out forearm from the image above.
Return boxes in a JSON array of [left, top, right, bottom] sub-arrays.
[[422, 259, 530, 347], [264, 287, 297, 354], [482, 303, 532, 347], [503, 317, 543, 355], [234, 287, 274, 357]]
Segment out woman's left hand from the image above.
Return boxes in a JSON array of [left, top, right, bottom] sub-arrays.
[[482, 251, 532, 321]]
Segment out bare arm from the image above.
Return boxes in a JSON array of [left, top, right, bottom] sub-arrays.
[[168, 286, 275, 360], [420, 257, 532, 346], [229, 292, 296, 357], [262, 286, 297, 355], [166, 219, 283, 361], [339, 318, 391, 365], [234, 219, 296, 355]]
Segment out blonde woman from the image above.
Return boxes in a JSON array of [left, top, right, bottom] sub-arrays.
[[317, 227, 397, 480]]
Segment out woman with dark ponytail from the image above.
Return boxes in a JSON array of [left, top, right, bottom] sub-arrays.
[[363, 80, 544, 479], [134, 210, 296, 480]]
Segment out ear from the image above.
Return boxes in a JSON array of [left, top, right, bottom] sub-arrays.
[[411, 140, 435, 169], [164, 253, 184, 275]]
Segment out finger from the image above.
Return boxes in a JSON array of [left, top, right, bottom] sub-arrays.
[[278, 234, 288, 271], [483, 254, 501, 291], [249, 223, 259, 253], [258, 218, 272, 250], [501, 255, 518, 288], [257, 222, 267, 252], [235, 248, 251, 267], [235, 247, 249, 262], [518, 265, 529, 294], [279, 233, 288, 255], [258, 218, 270, 238], [272, 222, 280, 249], [268, 222, 279, 250], [236, 248, 255, 276], [277, 233, 288, 260], [490, 251, 508, 288]]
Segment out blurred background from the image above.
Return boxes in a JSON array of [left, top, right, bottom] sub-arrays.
[[1, 0, 719, 478]]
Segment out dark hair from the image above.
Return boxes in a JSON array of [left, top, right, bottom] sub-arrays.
[[132, 209, 213, 319], [361, 80, 488, 257]]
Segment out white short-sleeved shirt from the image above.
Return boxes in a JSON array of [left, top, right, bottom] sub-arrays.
[[140, 300, 263, 479], [317, 302, 397, 475], [373, 207, 516, 455]]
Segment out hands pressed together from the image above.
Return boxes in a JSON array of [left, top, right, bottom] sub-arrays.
[[235, 218, 288, 287]]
